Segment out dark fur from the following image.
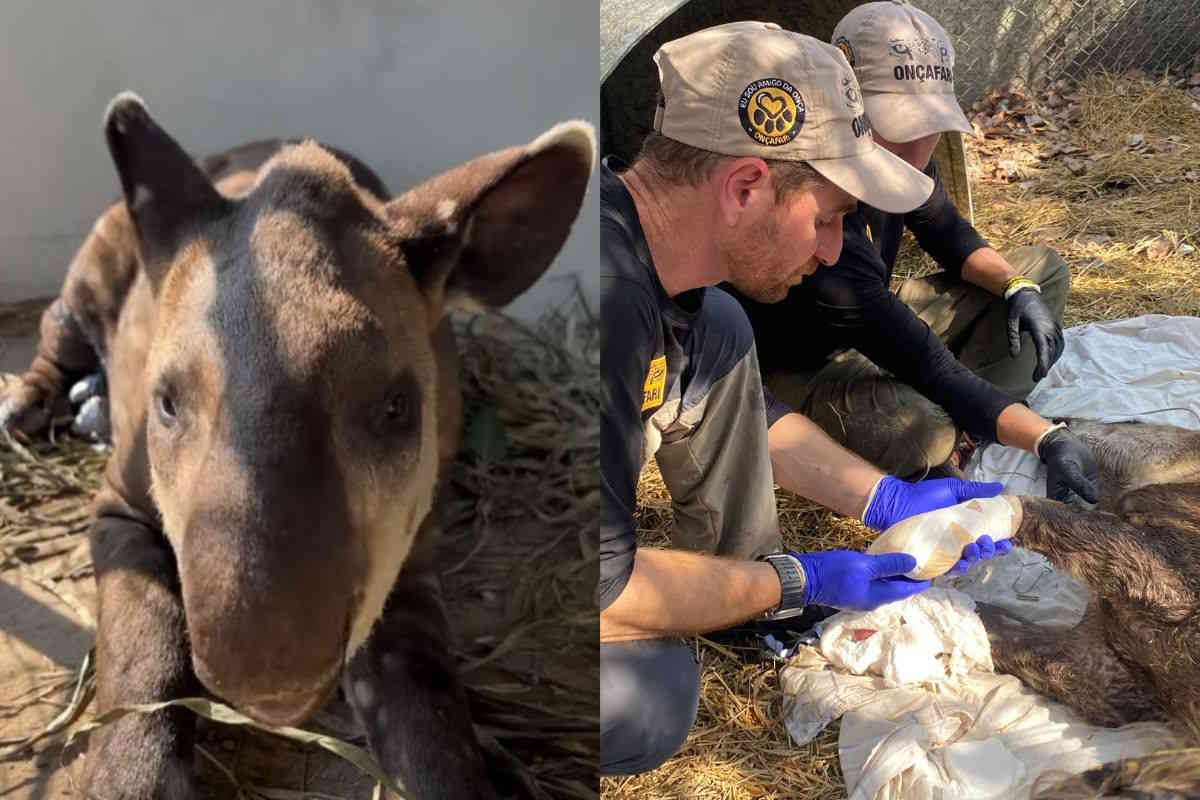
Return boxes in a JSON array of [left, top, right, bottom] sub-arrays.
[[977, 420, 1200, 798], [0, 95, 591, 799]]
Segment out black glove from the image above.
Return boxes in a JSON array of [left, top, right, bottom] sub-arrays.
[[1038, 425, 1100, 505], [1007, 287, 1064, 382]]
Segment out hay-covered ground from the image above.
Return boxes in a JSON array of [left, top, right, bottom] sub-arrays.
[[602, 73, 1200, 799], [0, 304, 599, 799]]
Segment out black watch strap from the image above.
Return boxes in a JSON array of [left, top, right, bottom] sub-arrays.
[[759, 553, 808, 620]]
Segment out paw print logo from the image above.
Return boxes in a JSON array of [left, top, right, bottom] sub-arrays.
[[738, 78, 805, 146], [752, 89, 793, 134]]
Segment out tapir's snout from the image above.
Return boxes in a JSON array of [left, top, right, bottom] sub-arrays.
[[178, 498, 361, 727]]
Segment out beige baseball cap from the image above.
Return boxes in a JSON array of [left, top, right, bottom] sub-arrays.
[[832, 1, 973, 143], [651, 21, 933, 214]]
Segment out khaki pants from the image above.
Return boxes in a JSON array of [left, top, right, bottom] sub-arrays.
[[646, 288, 781, 559], [766, 245, 1070, 479]]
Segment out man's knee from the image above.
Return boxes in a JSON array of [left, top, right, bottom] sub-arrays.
[[601, 639, 701, 775], [806, 377, 957, 476]]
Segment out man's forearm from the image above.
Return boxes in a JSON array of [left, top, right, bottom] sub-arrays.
[[960, 246, 1017, 296], [767, 411, 884, 519], [600, 548, 781, 643]]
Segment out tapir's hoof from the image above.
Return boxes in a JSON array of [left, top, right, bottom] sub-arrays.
[[84, 726, 200, 800], [0, 376, 52, 438]]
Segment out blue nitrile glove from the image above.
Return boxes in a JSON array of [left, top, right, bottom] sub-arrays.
[[791, 550, 930, 612], [862, 476, 1005, 532], [941, 534, 1014, 578]]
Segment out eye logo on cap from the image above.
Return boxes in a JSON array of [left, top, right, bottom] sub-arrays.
[[842, 76, 861, 108], [738, 79, 805, 146], [835, 36, 855, 67]]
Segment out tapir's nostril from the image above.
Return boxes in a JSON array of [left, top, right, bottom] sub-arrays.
[[193, 652, 343, 727]]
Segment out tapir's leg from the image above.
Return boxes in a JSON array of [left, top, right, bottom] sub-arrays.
[[344, 513, 494, 800], [978, 601, 1164, 727], [0, 203, 139, 435], [1116, 482, 1200, 538], [1016, 497, 1196, 623], [84, 506, 200, 799]]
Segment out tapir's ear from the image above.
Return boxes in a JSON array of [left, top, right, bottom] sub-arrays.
[[386, 120, 595, 313], [104, 92, 230, 282]]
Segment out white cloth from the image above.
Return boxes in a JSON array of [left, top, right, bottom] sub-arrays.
[[780, 316, 1199, 798], [781, 589, 1179, 800]]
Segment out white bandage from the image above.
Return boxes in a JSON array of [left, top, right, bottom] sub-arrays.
[[866, 495, 1023, 579]]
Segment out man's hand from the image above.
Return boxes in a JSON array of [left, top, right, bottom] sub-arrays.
[[862, 476, 1004, 532], [791, 550, 929, 612], [1038, 425, 1100, 505], [1007, 288, 1064, 382], [942, 534, 1013, 578]]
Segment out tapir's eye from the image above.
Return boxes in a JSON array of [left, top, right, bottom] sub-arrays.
[[155, 388, 177, 428], [386, 392, 410, 425], [384, 374, 419, 433]]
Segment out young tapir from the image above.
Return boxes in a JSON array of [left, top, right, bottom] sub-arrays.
[[977, 420, 1200, 797], [0, 92, 594, 799]]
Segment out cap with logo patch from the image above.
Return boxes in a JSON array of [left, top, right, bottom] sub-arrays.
[[651, 21, 933, 214], [832, 1, 972, 143]]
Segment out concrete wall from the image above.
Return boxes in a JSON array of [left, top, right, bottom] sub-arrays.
[[0, 0, 598, 321]]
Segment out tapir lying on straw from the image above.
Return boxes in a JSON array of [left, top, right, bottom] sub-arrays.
[[980, 420, 1200, 798], [0, 92, 594, 799]]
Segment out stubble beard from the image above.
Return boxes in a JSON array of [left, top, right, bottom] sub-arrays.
[[721, 208, 810, 304]]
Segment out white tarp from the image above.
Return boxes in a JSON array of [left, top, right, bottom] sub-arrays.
[[780, 316, 1200, 798]]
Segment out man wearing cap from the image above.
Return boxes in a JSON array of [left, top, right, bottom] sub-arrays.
[[600, 22, 1010, 776], [731, 1, 1100, 505]]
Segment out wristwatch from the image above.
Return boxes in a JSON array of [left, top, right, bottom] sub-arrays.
[[759, 553, 808, 620]]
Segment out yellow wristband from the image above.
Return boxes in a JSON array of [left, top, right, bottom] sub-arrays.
[[1003, 276, 1041, 301]]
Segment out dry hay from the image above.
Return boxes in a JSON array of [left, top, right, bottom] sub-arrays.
[[0, 298, 600, 799], [443, 300, 600, 800], [603, 72, 1200, 800]]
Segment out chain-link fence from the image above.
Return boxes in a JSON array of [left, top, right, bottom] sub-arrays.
[[602, 0, 1200, 160], [925, 0, 1200, 103]]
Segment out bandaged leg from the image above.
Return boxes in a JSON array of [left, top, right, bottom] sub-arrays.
[[866, 495, 1023, 579]]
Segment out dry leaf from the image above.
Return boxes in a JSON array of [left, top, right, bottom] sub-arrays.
[[1074, 233, 1113, 247], [1142, 237, 1173, 260]]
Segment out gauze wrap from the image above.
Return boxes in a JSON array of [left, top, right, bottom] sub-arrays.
[[866, 496, 1023, 579]]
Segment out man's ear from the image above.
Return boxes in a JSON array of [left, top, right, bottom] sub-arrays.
[[103, 91, 230, 285], [386, 120, 595, 315]]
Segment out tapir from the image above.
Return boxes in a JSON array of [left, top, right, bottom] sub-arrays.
[[979, 420, 1200, 798], [0, 92, 594, 799]]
